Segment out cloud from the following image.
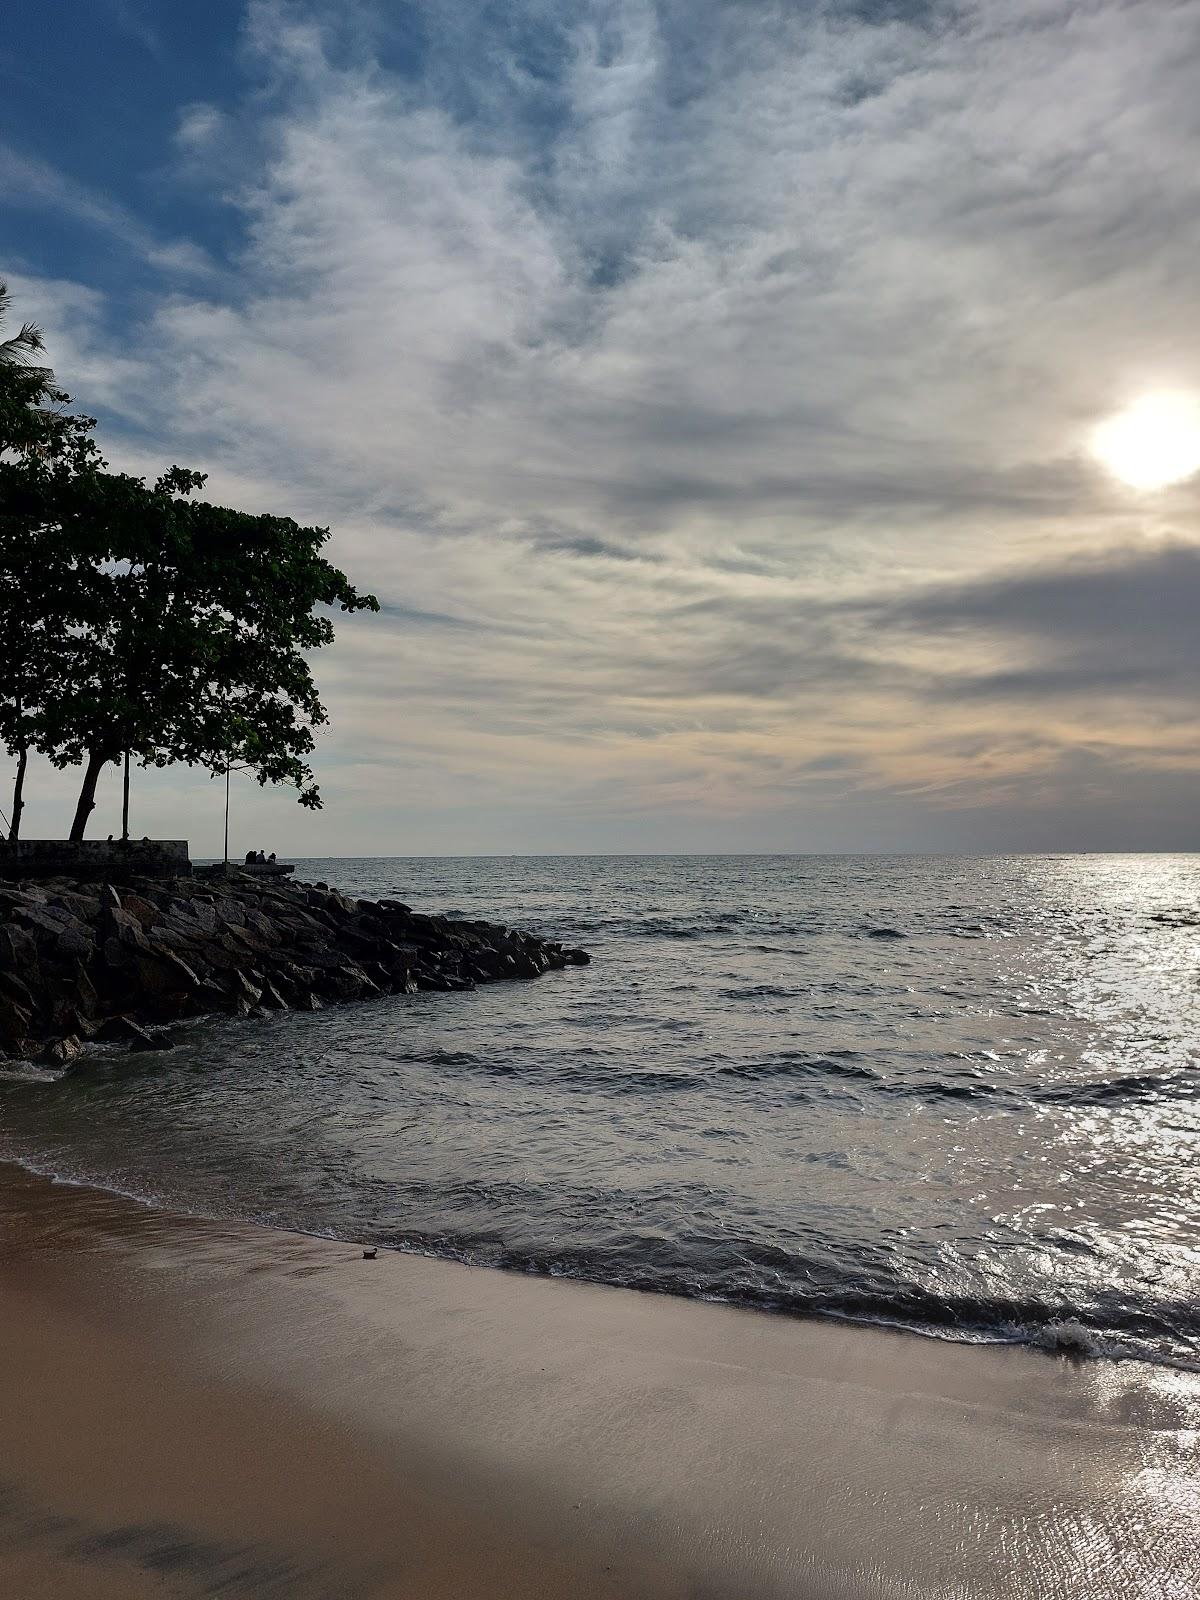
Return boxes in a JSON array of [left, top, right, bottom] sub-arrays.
[[174, 103, 226, 150], [0, 144, 213, 278], [880, 543, 1200, 701], [100, 0, 165, 59], [7, 0, 1200, 850]]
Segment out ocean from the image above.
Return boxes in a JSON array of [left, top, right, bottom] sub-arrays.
[[3, 853, 1198, 1368]]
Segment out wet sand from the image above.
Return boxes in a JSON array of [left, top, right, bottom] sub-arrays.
[[0, 1161, 1197, 1599]]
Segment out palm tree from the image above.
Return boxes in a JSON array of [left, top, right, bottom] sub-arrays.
[[0, 281, 46, 367]]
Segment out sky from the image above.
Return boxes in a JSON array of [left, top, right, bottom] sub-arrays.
[[3, 0, 1200, 855]]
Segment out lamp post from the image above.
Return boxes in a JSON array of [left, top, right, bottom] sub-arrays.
[[212, 762, 251, 870]]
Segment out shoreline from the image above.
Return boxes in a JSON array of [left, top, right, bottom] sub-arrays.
[[2, 1160, 1197, 1598], [3, 1140, 1194, 1376]]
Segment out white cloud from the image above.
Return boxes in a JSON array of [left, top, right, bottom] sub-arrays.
[[7, 0, 1200, 851], [174, 103, 226, 150]]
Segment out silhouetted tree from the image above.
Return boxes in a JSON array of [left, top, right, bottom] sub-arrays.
[[0, 283, 379, 842], [0, 305, 103, 840]]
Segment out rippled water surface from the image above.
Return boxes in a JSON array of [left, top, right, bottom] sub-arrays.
[[3, 854, 1200, 1365]]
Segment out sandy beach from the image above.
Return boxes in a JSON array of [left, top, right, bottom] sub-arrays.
[[0, 1159, 1196, 1599]]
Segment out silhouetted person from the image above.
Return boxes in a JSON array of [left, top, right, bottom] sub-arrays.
[[268, 851, 276, 862], [245, 849, 255, 864]]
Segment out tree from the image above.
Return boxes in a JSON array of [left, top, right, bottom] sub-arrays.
[[0, 282, 45, 368], [0, 298, 104, 841], [0, 281, 379, 842]]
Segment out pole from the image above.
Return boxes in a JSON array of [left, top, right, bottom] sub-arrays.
[[121, 749, 130, 842], [224, 765, 230, 868]]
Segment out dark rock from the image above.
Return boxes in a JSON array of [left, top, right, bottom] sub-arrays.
[[196, 977, 235, 1012], [94, 1014, 146, 1043], [50, 889, 102, 921], [113, 891, 160, 930], [15, 904, 72, 940], [102, 905, 152, 952], [0, 867, 590, 1061], [67, 961, 100, 1018], [0, 995, 33, 1049], [0, 969, 36, 1010], [129, 1028, 176, 1053], [0, 926, 40, 990], [231, 970, 263, 1006], [38, 1034, 83, 1066]]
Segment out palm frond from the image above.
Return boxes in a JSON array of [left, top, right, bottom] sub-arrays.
[[0, 321, 46, 365]]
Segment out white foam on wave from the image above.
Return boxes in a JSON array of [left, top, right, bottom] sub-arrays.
[[0, 1063, 67, 1085]]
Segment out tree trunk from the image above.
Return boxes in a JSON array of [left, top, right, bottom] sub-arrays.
[[69, 749, 110, 842], [9, 746, 27, 842], [121, 749, 130, 842]]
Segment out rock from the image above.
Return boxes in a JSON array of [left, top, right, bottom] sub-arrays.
[[195, 977, 235, 1012], [0, 969, 36, 1010], [15, 904, 74, 941], [0, 867, 591, 1058], [0, 921, 39, 967], [94, 1014, 146, 1043], [37, 1034, 83, 1066], [101, 905, 153, 953], [67, 961, 100, 1018], [129, 1027, 176, 1053], [231, 969, 264, 1005], [143, 944, 201, 990], [0, 995, 33, 1049], [118, 892, 160, 928]]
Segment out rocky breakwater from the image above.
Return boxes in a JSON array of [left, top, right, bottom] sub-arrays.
[[0, 872, 590, 1066]]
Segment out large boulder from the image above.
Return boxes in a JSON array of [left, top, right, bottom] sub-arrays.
[[37, 1034, 83, 1066]]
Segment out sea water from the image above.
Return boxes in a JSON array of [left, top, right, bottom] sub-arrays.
[[3, 853, 1199, 1367]]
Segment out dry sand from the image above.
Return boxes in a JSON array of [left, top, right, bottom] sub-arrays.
[[1, 1159, 1197, 1599]]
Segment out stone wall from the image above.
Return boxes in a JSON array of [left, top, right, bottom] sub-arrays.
[[0, 840, 191, 882]]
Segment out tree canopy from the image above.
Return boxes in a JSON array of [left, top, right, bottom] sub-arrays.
[[0, 282, 378, 842]]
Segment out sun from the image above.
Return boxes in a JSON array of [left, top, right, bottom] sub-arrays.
[[1090, 392, 1200, 491]]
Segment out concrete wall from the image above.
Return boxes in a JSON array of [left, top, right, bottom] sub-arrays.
[[0, 839, 191, 881]]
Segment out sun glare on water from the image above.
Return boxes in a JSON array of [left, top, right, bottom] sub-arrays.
[[1090, 392, 1200, 491]]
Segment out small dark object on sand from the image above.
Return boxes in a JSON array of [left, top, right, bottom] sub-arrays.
[[362, 1247, 377, 1260]]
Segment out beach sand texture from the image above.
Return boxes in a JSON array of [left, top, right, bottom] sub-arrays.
[[1, 1161, 1197, 1599]]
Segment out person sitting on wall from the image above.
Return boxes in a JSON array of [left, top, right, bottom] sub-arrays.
[[245, 849, 256, 864], [268, 851, 276, 862]]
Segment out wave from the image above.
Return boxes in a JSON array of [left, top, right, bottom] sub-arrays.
[[718, 983, 800, 1001], [326, 1041, 1200, 1112], [717, 1054, 882, 1084], [5, 1144, 1198, 1373], [360, 1219, 1200, 1373], [1037, 1069, 1200, 1108]]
